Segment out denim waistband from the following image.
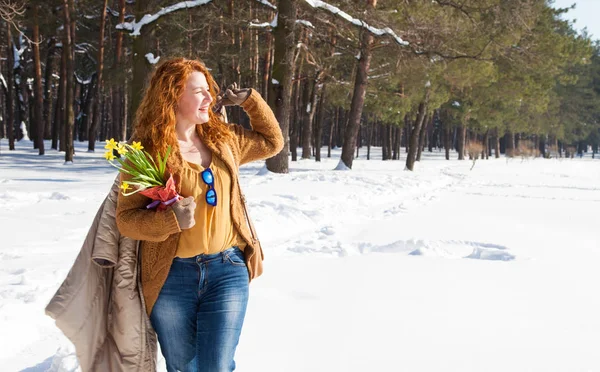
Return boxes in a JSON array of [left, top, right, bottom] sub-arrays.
[[174, 246, 241, 263]]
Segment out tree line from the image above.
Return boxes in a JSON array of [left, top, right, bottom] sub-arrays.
[[0, 0, 598, 172]]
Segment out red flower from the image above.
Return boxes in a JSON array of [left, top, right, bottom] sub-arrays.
[[139, 174, 182, 211]]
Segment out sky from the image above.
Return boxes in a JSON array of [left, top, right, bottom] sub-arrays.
[[552, 0, 600, 39]]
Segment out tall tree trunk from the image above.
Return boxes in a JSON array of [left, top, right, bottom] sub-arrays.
[[404, 125, 410, 153], [416, 113, 430, 162], [538, 134, 546, 158], [262, 15, 274, 100], [367, 116, 373, 160], [336, 108, 345, 148], [111, 0, 125, 142], [43, 38, 57, 140], [205, 23, 211, 53], [505, 130, 515, 157], [122, 75, 129, 140], [444, 120, 451, 160], [249, 2, 256, 88], [131, 0, 153, 124], [494, 128, 500, 158], [81, 74, 96, 142], [100, 93, 108, 140], [63, 0, 75, 162], [395, 125, 402, 160], [328, 108, 336, 157], [393, 125, 398, 159], [315, 87, 325, 162], [5, 23, 15, 150], [457, 124, 466, 160], [89, 0, 108, 151], [428, 111, 437, 153], [73, 82, 81, 141], [302, 71, 322, 159], [188, 8, 193, 58], [105, 91, 113, 143], [340, 0, 376, 169], [265, 0, 296, 173], [483, 129, 490, 160], [386, 124, 394, 160], [0, 86, 4, 140], [381, 122, 388, 160], [16, 65, 29, 141], [290, 51, 304, 162], [32, 5, 45, 154], [406, 98, 429, 171], [356, 123, 361, 158], [53, 44, 67, 151], [392, 126, 398, 160]]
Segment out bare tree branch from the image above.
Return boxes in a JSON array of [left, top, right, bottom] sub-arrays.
[[0, 0, 37, 45]]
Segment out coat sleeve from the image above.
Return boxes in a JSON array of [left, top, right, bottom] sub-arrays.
[[229, 89, 285, 165], [90, 176, 121, 267], [115, 172, 181, 242]]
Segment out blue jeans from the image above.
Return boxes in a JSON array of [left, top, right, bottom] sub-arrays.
[[150, 247, 249, 372]]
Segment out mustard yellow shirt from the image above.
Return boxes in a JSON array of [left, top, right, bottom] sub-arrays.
[[175, 154, 247, 257]]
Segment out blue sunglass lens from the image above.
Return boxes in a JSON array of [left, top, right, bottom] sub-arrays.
[[202, 170, 214, 185], [206, 189, 217, 206]]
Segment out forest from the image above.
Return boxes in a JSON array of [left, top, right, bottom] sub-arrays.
[[0, 0, 598, 173]]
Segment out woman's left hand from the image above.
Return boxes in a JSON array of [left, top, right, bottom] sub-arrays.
[[216, 83, 251, 108]]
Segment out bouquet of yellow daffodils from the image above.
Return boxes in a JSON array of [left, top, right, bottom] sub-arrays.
[[104, 138, 181, 210]]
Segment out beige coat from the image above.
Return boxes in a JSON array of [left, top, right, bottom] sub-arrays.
[[45, 176, 158, 371]]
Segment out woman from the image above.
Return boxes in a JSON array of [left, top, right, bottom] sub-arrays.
[[116, 57, 283, 372]]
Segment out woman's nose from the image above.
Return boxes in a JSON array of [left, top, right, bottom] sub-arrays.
[[205, 92, 213, 104]]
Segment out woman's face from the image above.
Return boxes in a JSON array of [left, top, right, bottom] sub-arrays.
[[175, 71, 213, 126]]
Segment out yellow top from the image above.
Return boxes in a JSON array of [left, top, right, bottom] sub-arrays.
[[175, 154, 247, 257]]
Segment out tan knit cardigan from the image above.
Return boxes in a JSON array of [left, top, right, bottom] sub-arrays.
[[116, 89, 284, 315]]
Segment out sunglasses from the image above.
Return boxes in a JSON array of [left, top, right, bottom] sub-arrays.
[[201, 168, 217, 206]]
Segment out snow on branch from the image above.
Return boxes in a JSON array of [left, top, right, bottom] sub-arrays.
[[75, 42, 97, 52], [249, 22, 270, 28], [296, 19, 314, 28], [116, 0, 212, 36], [249, 15, 276, 29], [250, 15, 314, 30], [76, 74, 93, 85], [146, 53, 161, 64], [106, 7, 135, 21], [303, 0, 409, 46], [255, 0, 276, 10]]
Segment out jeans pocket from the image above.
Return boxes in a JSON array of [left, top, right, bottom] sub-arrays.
[[226, 248, 247, 267]]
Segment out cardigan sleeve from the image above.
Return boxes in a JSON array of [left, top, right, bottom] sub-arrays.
[[115, 172, 181, 242], [229, 89, 284, 165]]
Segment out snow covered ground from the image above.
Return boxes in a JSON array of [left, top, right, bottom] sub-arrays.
[[0, 138, 598, 372]]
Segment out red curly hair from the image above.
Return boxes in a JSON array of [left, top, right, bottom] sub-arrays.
[[131, 57, 233, 176]]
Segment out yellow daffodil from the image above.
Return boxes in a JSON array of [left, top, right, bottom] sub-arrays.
[[131, 141, 144, 151], [104, 151, 116, 161], [104, 138, 118, 151], [117, 143, 128, 155], [106, 141, 173, 196]]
